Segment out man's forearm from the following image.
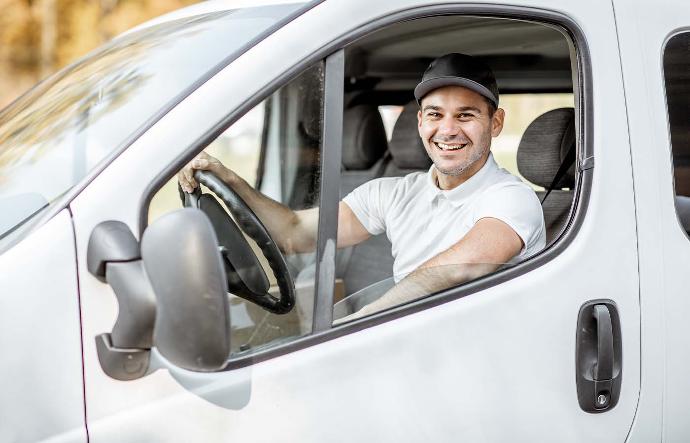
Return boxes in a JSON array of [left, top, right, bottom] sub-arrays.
[[335, 217, 522, 324], [220, 170, 317, 254], [342, 263, 498, 321]]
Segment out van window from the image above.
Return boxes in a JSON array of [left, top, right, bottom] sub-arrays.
[[147, 13, 582, 359], [663, 32, 690, 234], [335, 15, 577, 314]]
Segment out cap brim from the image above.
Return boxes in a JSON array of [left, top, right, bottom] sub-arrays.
[[414, 76, 498, 107]]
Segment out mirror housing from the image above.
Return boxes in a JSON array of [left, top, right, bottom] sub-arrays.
[[142, 208, 231, 372]]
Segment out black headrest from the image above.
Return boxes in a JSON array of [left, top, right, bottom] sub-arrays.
[[517, 108, 576, 189], [342, 105, 388, 170], [389, 101, 432, 170]]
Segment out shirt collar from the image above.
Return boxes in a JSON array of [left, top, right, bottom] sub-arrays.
[[426, 152, 499, 207]]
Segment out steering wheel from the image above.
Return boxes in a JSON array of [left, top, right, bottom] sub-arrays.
[[178, 170, 295, 314]]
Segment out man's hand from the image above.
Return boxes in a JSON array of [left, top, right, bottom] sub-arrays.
[[175, 152, 373, 256], [178, 151, 235, 193], [337, 217, 523, 323]]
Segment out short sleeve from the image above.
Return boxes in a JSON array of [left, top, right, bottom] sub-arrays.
[[472, 182, 546, 254], [342, 178, 397, 235]]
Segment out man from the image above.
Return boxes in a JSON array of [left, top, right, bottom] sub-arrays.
[[179, 53, 546, 321]]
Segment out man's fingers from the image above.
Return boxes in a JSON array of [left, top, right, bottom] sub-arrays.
[[177, 170, 190, 192], [177, 153, 223, 193], [177, 164, 197, 193], [192, 158, 215, 171], [184, 168, 197, 190]]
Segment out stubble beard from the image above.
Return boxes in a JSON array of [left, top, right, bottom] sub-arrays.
[[433, 143, 489, 177]]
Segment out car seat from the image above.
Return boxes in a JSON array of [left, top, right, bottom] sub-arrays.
[[338, 101, 432, 295], [516, 107, 576, 244]]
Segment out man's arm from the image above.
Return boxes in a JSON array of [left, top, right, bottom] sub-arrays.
[[340, 217, 523, 321], [178, 152, 371, 254]]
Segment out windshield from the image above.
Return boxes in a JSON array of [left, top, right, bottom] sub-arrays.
[[0, 2, 306, 244]]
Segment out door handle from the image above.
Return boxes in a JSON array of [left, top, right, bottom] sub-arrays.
[[593, 304, 613, 381], [576, 300, 622, 413]]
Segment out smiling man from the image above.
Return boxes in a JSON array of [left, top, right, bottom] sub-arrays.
[[179, 53, 545, 321], [338, 53, 546, 319]]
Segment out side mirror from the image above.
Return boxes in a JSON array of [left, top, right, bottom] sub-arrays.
[[88, 209, 231, 378], [142, 209, 231, 372]]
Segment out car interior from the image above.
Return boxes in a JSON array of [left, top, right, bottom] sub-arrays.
[[149, 14, 578, 355], [332, 16, 576, 299]]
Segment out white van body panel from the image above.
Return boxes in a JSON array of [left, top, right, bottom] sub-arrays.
[[0, 210, 85, 443], [69, 0, 643, 441], [614, 0, 690, 441]]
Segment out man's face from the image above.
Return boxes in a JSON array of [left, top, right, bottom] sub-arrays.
[[417, 85, 504, 187]]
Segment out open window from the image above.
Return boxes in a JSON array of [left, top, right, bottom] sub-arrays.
[[146, 12, 580, 362], [333, 15, 577, 316]]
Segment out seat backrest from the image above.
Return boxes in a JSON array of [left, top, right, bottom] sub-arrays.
[[340, 101, 432, 294], [339, 104, 389, 196], [517, 107, 576, 244], [337, 105, 391, 293], [382, 101, 432, 177]]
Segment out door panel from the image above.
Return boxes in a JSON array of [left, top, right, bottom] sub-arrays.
[[72, 0, 640, 441], [0, 210, 85, 442], [614, 1, 690, 441]]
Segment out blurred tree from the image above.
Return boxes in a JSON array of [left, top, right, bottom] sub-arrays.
[[0, 0, 197, 107]]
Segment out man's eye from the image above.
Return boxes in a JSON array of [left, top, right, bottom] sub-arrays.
[[458, 113, 474, 119], [427, 112, 441, 118]]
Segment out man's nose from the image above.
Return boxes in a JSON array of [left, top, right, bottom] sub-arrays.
[[437, 116, 461, 136]]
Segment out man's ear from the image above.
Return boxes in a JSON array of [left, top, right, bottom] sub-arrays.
[[491, 108, 505, 137], [417, 109, 425, 141]]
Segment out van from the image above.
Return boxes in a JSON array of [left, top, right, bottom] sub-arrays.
[[1, 0, 688, 441]]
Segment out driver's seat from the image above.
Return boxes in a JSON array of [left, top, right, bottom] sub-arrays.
[[338, 101, 432, 295]]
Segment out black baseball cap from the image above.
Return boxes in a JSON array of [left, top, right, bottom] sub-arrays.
[[414, 53, 499, 107]]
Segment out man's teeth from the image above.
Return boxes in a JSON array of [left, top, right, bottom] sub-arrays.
[[435, 142, 466, 150]]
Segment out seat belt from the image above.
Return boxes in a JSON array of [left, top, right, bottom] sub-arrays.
[[541, 122, 577, 205], [541, 144, 575, 204]]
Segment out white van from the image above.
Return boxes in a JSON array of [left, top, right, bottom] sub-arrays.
[[1, 0, 689, 441]]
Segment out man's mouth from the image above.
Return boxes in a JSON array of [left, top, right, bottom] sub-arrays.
[[433, 141, 468, 151]]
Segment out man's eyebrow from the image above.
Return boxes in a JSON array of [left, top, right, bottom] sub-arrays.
[[455, 106, 482, 113], [421, 105, 483, 113]]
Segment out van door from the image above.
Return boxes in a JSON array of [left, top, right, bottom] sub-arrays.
[[71, 0, 641, 441], [614, 0, 690, 440]]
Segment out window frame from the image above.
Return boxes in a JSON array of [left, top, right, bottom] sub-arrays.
[[139, 4, 593, 371]]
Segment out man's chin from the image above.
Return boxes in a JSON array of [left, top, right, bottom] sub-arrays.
[[433, 162, 469, 177], [431, 148, 490, 178], [429, 150, 472, 172]]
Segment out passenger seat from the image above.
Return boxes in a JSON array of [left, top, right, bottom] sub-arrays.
[[517, 107, 576, 244]]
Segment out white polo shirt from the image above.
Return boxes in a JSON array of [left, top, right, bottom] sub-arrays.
[[342, 153, 546, 282]]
